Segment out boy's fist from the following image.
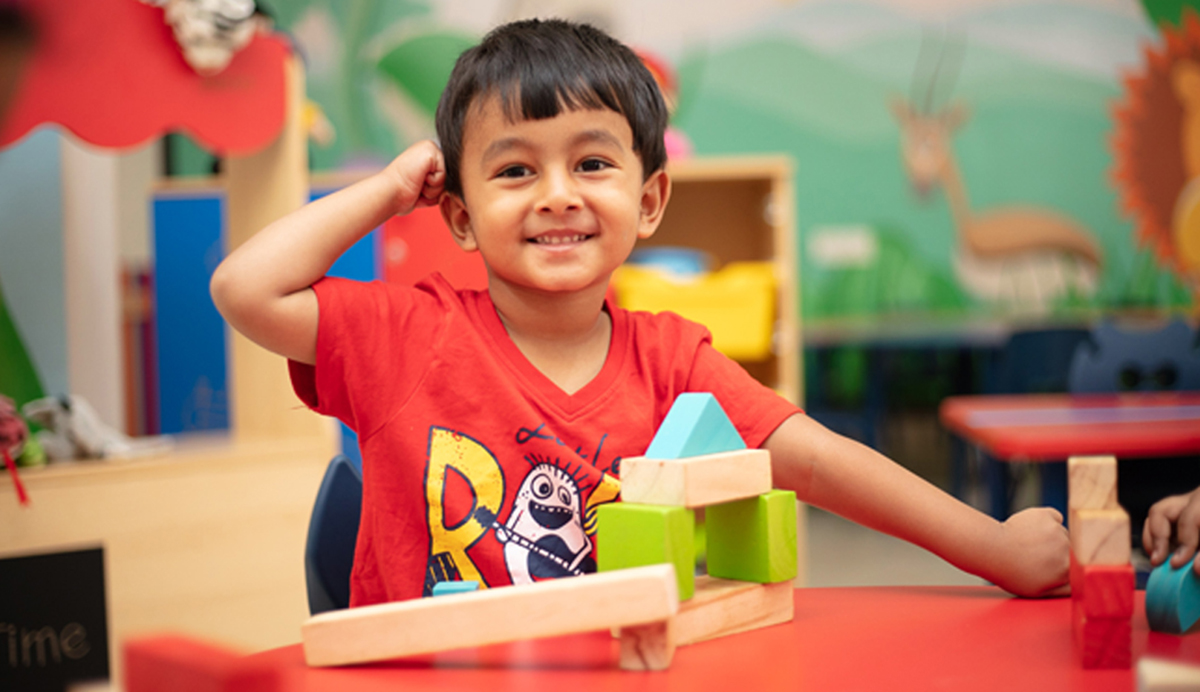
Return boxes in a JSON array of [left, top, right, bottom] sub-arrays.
[[1143, 488, 1200, 575], [384, 140, 446, 215], [990, 507, 1070, 597]]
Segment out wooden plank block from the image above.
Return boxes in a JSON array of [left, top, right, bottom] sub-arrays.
[[1138, 657, 1200, 692], [124, 634, 282, 692], [1069, 557, 1134, 619], [1145, 555, 1200, 634], [301, 564, 679, 667], [596, 503, 695, 600], [672, 575, 794, 646], [1069, 507, 1131, 566], [706, 490, 798, 583], [431, 580, 478, 596], [1067, 455, 1117, 535], [645, 393, 746, 459], [618, 620, 675, 671], [620, 449, 772, 508]]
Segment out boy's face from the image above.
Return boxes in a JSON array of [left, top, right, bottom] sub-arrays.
[[442, 95, 669, 297]]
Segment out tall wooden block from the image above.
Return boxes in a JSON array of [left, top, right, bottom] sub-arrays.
[[1146, 555, 1200, 634], [597, 503, 696, 600], [1070, 507, 1131, 566], [1070, 557, 1134, 619], [620, 449, 772, 508], [1068, 455, 1118, 534], [645, 393, 746, 459], [706, 490, 797, 583]]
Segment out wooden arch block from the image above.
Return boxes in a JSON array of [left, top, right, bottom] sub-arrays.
[[1146, 556, 1200, 634]]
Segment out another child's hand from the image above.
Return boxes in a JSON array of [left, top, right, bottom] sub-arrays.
[[383, 140, 446, 215], [1143, 487, 1200, 575], [989, 507, 1070, 597]]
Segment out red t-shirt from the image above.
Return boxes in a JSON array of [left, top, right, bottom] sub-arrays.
[[290, 274, 800, 606]]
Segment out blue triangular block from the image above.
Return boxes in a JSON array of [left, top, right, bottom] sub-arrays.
[[645, 393, 747, 459]]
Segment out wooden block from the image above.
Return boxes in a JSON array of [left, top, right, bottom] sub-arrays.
[[1070, 507, 1131, 566], [1068, 455, 1118, 510], [1068, 455, 1118, 534], [619, 449, 772, 508], [431, 580, 479, 596], [672, 575, 794, 646], [1145, 555, 1200, 634], [1071, 601, 1131, 670], [645, 393, 746, 459], [1138, 657, 1200, 692], [597, 503, 695, 600], [1069, 556, 1134, 619], [124, 634, 282, 692], [302, 564, 679, 667], [706, 490, 798, 584], [618, 619, 675, 671]]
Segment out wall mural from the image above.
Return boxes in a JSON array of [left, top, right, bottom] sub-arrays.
[[268, 0, 1193, 321]]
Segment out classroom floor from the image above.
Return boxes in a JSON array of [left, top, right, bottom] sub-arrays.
[[804, 505, 986, 588]]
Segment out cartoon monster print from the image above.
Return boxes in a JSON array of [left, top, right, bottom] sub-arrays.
[[496, 458, 595, 583]]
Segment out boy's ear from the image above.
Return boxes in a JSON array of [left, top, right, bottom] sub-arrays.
[[637, 168, 672, 240], [440, 192, 478, 252]]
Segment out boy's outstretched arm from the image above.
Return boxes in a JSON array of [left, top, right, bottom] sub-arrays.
[[210, 141, 445, 364], [1143, 486, 1200, 575], [765, 413, 1070, 597]]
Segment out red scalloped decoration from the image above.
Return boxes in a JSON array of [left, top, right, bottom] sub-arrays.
[[1111, 10, 1200, 273], [0, 0, 289, 155]]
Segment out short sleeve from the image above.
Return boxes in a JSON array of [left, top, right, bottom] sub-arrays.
[[685, 340, 802, 449], [288, 276, 448, 439]]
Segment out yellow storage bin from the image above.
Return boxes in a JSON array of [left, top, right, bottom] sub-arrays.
[[613, 261, 777, 361]]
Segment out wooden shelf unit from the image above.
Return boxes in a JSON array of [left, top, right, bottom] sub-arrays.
[[643, 155, 801, 405]]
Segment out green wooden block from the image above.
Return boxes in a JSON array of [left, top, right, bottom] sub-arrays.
[[706, 490, 797, 583], [597, 503, 695, 600]]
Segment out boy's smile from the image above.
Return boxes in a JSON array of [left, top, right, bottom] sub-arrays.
[[442, 96, 669, 298]]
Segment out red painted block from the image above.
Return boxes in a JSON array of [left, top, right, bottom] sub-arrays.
[[1071, 600, 1131, 670], [1070, 557, 1134, 618], [125, 635, 283, 692]]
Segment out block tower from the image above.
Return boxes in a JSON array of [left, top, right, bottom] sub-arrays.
[[1068, 455, 1133, 669], [596, 393, 798, 670]]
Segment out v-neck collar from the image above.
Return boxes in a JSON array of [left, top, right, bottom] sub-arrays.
[[468, 289, 627, 417]]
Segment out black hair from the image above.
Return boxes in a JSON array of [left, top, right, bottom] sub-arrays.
[[435, 18, 668, 197]]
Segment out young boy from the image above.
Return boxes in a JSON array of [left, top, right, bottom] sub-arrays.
[[211, 18, 1069, 606]]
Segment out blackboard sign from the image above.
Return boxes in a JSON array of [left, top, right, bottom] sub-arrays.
[[0, 546, 109, 692]]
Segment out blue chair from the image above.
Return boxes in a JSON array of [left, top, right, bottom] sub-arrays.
[[1067, 320, 1200, 562], [1068, 319, 1200, 393], [305, 454, 363, 615]]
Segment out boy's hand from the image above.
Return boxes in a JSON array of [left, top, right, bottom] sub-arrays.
[[1143, 487, 1200, 575], [383, 140, 446, 215], [988, 507, 1070, 597]]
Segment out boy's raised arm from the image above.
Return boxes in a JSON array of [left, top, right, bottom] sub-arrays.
[[210, 141, 445, 365], [766, 413, 1070, 597]]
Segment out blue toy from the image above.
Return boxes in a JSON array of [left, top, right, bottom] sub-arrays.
[[644, 393, 745, 459], [1145, 556, 1200, 634], [431, 580, 480, 597]]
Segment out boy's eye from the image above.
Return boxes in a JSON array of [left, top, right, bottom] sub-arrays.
[[497, 165, 530, 179], [578, 158, 610, 173]]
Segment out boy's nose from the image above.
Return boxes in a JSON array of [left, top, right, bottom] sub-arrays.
[[536, 169, 582, 215]]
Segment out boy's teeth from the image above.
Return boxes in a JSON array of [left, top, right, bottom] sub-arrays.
[[534, 235, 587, 244]]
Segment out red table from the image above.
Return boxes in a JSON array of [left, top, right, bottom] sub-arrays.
[[939, 392, 1200, 462], [247, 586, 1199, 692], [939, 392, 1200, 518]]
